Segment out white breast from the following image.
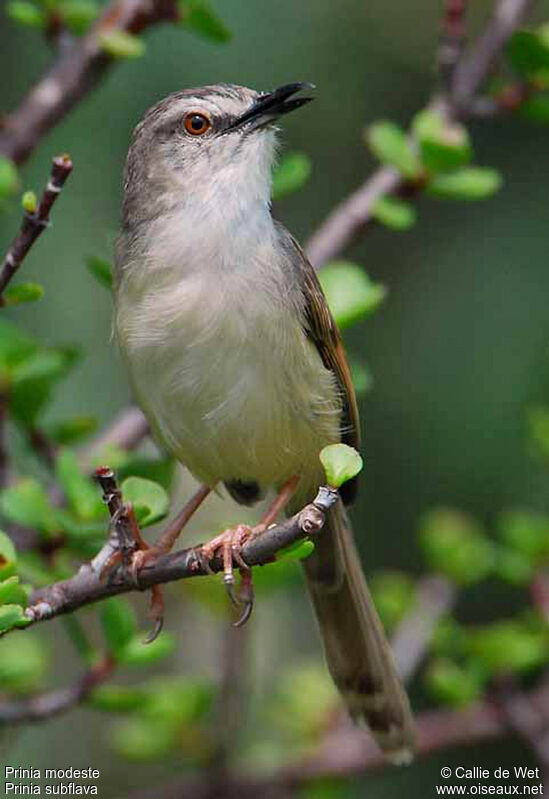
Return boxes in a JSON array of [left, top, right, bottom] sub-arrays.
[[115, 206, 341, 500]]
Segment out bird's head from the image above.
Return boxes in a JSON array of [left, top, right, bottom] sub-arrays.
[[122, 83, 314, 227]]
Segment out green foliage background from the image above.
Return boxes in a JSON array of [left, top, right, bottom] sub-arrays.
[[2, 0, 549, 796]]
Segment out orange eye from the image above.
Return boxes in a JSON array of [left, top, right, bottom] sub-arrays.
[[184, 112, 211, 136]]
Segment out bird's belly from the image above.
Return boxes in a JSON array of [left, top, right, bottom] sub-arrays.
[[117, 277, 341, 495]]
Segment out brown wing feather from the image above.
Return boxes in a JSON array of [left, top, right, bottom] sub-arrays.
[[275, 222, 360, 504]]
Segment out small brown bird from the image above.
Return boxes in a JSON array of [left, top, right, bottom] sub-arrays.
[[114, 83, 415, 762]]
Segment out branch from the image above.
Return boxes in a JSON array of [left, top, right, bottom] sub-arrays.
[[0, 657, 114, 724], [451, 0, 536, 114], [438, 1, 468, 95], [128, 684, 549, 799], [22, 485, 338, 627], [391, 575, 456, 681], [0, 0, 178, 166], [305, 0, 534, 268], [0, 154, 73, 299], [80, 406, 149, 472]]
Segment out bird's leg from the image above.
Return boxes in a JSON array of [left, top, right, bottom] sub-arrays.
[[200, 475, 300, 626], [127, 484, 211, 642], [131, 483, 212, 577]]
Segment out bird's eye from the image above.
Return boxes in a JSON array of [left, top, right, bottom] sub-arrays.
[[184, 112, 211, 136]]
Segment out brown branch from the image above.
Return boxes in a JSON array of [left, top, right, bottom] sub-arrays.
[[451, 0, 536, 114], [438, 1, 469, 95], [391, 575, 456, 681], [305, 0, 534, 268], [0, 0, 179, 166], [80, 406, 149, 472], [0, 656, 114, 724], [22, 485, 338, 627], [0, 154, 73, 299], [128, 684, 549, 799]]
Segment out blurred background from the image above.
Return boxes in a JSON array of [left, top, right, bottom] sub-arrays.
[[1, 0, 549, 796]]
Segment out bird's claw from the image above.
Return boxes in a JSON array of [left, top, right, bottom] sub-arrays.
[[200, 524, 258, 626]]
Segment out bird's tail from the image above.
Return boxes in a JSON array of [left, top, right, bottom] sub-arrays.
[[302, 498, 415, 763]]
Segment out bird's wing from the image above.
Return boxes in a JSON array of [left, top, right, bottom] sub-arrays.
[[274, 222, 360, 504]]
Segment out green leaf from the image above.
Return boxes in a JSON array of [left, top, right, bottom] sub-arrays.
[[21, 190, 37, 213], [117, 456, 175, 491], [412, 109, 472, 172], [0, 318, 37, 375], [55, 449, 104, 521], [424, 658, 484, 707], [86, 256, 113, 290], [371, 196, 417, 230], [0, 531, 17, 581], [495, 548, 536, 586], [427, 167, 502, 200], [89, 683, 149, 712], [45, 415, 98, 445], [370, 571, 416, 631], [6, 1, 45, 27], [178, 0, 231, 43], [2, 282, 44, 306], [0, 603, 30, 633], [0, 633, 48, 692], [527, 405, 549, 461], [111, 717, 179, 761], [98, 30, 146, 59], [419, 508, 495, 585], [432, 617, 470, 658], [58, 0, 99, 34], [277, 539, 315, 562], [272, 152, 312, 200], [121, 476, 169, 527], [319, 444, 363, 489], [269, 663, 337, 744], [142, 677, 214, 724], [100, 598, 138, 658], [366, 121, 421, 179], [519, 94, 549, 124], [507, 27, 549, 78], [54, 510, 106, 555], [497, 510, 549, 559], [319, 261, 387, 329], [10, 346, 80, 426], [0, 156, 19, 201], [120, 633, 177, 665], [469, 617, 549, 675], [0, 479, 58, 536], [0, 576, 28, 606]]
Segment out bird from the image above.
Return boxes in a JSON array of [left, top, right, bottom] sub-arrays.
[[113, 82, 415, 762]]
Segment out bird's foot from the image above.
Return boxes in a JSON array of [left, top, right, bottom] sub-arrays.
[[199, 523, 266, 627]]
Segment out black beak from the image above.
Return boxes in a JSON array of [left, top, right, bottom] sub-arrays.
[[229, 82, 315, 132]]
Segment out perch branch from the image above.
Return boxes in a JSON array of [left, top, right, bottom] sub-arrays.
[[0, 0, 179, 165], [0, 154, 73, 299], [21, 485, 338, 627]]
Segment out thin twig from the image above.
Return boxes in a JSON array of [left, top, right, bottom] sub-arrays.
[[451, 0, 537, 114], [494, 680, 549, 792], [80, 406, 149, 472], [305, 0, 535, 269], [0, 154, 73, 299], [438, 0, 469, 95], [21, 485, 338, 627], [0, 0, 179, 165], [391, 575, 456, 682], [0, 656, 114, 724]]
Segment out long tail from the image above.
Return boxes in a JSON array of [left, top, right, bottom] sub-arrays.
[[302, 498, 415, 763]]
